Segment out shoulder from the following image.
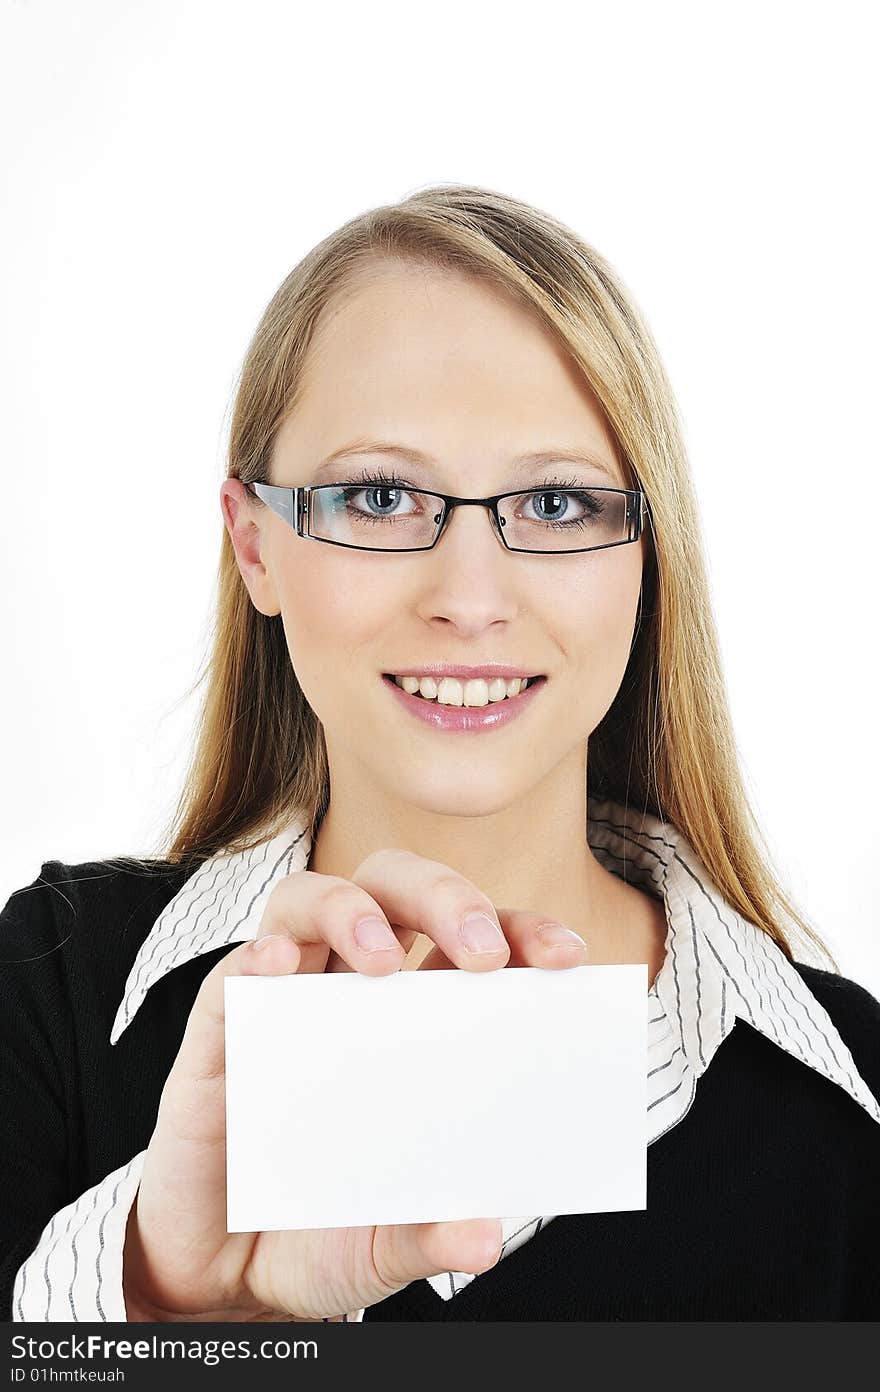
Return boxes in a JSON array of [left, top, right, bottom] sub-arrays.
[[0, 855, 194, 997], [789, 959, 880, 1033], [2, 854, 192, 933], [788, 959, 880, 1104]]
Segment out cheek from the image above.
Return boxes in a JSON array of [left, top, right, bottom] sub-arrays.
[[556, 558, 642, 698], [562, 545, 641, 631], [275, 551, 387, 696]]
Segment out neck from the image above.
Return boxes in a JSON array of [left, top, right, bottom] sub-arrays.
[[306, 746, 667, 985]]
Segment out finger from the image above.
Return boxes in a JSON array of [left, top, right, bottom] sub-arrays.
[[256, 871, 407, 975], [372, 1217, 504, 1294], [413, 907, 589, 970], [326, 921, 421, 973], [351, 849, 514, 972], [499, 909, 589, 967]]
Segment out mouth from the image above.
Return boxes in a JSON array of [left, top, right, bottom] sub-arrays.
[[382, 673, 544, 700], [381, 672, 548, 731]]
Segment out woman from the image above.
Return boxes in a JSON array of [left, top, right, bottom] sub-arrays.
[[2, 184, 878, 1323]]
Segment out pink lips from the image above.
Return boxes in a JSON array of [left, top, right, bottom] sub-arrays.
[[383, 674, 547, 731]]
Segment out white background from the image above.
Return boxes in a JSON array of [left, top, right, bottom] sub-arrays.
[[1, 0, 877, 997]]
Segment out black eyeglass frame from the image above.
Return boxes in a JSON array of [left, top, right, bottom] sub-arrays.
[[244, 479, 649, 556]]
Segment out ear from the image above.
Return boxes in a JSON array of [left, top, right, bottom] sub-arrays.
[[220, 479, 282, 617]]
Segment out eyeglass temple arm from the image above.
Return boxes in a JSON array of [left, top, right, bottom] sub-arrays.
[[246, 480, 299, 529]]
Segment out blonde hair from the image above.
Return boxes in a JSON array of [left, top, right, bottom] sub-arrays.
[[116, 183, 836, 971]]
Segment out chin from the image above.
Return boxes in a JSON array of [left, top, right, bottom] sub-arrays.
[[394, 769, 530, 819]]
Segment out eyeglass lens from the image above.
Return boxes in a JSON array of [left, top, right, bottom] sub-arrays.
[[308, 482, 637, 552]]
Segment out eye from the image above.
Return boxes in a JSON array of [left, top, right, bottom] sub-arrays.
[[337, 476, 421, 518], [516, 479, 606, 528]]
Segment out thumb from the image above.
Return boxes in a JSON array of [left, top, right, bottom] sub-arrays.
[[171, 934, 301, 1091], [372, 1217, 504, 1295]]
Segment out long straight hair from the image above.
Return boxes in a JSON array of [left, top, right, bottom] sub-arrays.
[[114, 184, 836, 971]]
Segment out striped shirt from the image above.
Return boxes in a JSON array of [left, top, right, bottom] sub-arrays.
[[8, 795, 880, 1321]]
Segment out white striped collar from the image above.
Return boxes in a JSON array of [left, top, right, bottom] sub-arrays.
[[109, 796, 880, 1302]]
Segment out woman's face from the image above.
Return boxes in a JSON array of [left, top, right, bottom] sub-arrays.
[[225, 258, 646, 818]]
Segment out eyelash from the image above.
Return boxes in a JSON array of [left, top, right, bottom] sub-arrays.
[[331, 464, 609, 531], [338, 464, 604, 497]]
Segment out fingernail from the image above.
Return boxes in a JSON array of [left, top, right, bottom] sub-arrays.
[[354, 917, 399, 952], [251, 934, 283, 953], [536, 922, 587, 951], [460, 912, 507, 954]]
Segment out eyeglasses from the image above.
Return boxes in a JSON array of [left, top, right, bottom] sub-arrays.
[[244, 477, 648, 555]]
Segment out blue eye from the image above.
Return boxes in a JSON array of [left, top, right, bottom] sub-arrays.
[[329, 466, 608, 533], [520, 482, 606, 529]]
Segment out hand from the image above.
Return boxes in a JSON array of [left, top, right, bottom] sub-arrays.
[[123, 849, 588, 1321]]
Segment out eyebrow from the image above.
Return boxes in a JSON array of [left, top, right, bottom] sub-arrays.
[[308, 439, 620, 484]]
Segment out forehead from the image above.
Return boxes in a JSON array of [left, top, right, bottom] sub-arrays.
[[305, 258, 563, 372], [276, 258, 622, 477]]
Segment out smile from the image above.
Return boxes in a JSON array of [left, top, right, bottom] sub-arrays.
[[381, 673, 547, 732]]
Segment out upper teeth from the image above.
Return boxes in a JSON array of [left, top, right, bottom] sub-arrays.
[[394, 675, 530, 706]]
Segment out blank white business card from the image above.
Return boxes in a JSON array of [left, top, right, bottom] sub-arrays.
[[224, 963, 647, 1233]]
